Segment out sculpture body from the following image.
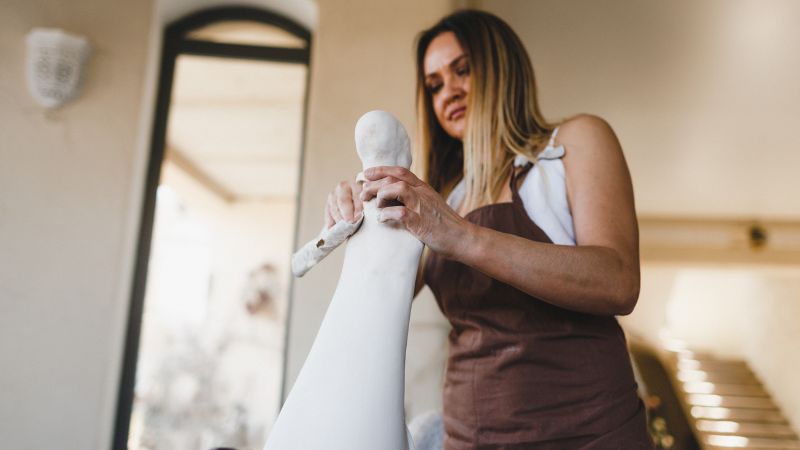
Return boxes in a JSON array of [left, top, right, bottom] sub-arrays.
[[265, 111, 422, 450]]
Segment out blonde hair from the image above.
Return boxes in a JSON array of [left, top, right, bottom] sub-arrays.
[[415, 10, 556, 211]]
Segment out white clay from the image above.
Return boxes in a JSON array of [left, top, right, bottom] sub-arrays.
[[291, 219, 363, 278], [264, 111, 422, 450], [291, 110, 412, 277]]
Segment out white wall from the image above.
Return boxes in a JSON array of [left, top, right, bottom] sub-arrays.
[[0, 0, 316, 449], [477, 0, 800, 219], [0, 1, 155, 449]]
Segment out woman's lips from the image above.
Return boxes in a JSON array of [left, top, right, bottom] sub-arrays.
[[449, 106, 466, 120]]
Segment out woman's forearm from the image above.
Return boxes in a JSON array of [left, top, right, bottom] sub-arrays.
[[453, 221, 640, 316]]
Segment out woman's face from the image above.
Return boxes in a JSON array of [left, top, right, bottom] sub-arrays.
[[423, 31, 470, 140]]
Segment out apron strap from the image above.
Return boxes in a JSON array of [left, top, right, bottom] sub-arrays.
[[509, 161, 534, 203]]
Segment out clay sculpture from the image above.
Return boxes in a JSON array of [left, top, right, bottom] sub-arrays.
[[265, 110, 422, 450]]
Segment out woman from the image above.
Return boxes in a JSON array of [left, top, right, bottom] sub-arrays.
[[327, 10, 653, 449]]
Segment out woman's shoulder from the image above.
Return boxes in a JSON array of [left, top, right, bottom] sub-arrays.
[[551, 114, 625, 175], [554, 114, 617, 150]]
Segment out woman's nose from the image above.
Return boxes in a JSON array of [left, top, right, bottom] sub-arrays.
[[441, 77, 465, 102]]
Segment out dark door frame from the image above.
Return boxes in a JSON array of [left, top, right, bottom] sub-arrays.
[[112, 6, 311, 449]]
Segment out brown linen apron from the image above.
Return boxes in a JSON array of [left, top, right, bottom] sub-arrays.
[[424, 162, 653, 449]]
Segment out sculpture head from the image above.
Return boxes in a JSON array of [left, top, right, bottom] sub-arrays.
[[354, 110, 412, 170]]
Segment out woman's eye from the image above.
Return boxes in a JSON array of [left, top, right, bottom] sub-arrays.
[[427, 83, 442, 94], [456, 65, 470, 76]]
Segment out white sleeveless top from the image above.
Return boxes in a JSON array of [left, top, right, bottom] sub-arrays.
[[447, 128, 576, 246]]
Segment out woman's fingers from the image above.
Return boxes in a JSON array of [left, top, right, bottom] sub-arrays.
[[377, 205, 415, 224], [327, 192, 344, 224], [362, 172, 466, 256], [324, 179, 364, 229], [376, 181, 418, 210], [335, 181, 358, 223], [360, 176, 399, 201], [334, 181, 354, 222], [351, 181, 364, 220], [322, 168, 459, 249], [364, 166, 421, 185], [324, 205, 335, 229]]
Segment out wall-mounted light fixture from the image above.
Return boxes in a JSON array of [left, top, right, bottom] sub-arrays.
[[25, 28, 91, 108], [748, 223, 768, 250]]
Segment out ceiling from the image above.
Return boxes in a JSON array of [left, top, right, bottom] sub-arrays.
[[166, 53, 307, 201]]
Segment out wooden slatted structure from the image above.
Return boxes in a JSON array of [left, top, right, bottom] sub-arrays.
[[668, 349, 800, 450]]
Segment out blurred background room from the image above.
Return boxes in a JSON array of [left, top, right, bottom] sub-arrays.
[[1, 0, 799, 449]]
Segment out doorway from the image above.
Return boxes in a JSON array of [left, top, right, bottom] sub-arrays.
[[114, 7, 310, 450]]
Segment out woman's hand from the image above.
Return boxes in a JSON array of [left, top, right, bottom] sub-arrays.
[[325, 179, 363, 229], [361, 166, 472, 259]]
